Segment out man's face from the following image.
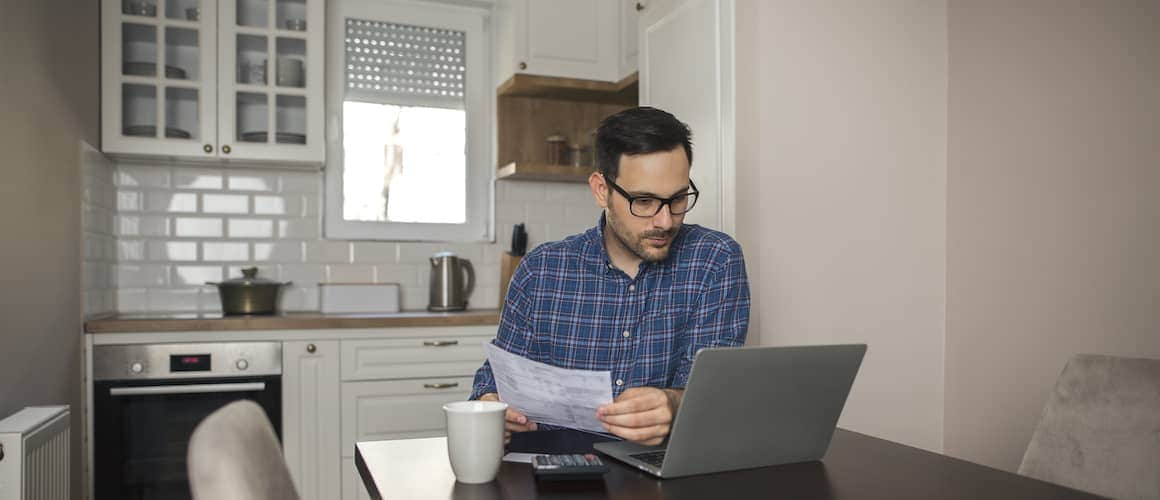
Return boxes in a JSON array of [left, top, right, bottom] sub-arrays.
[[594, 146, 691, 263]]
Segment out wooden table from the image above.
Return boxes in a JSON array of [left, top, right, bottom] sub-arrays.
[[355, 429, 1104, 500]]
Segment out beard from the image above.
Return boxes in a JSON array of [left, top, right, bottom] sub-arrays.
[[605, 209, 677, 263]]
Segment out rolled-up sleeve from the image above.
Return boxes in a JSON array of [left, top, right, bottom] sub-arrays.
[[470, 253, 538, 400], [670, 240, 750, 388]]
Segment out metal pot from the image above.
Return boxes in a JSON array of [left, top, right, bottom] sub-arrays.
[[206, 267, 291, 316]]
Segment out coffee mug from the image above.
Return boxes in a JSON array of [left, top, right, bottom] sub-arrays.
[[443, 401, 507, 484], [276, 57, 305, 87]]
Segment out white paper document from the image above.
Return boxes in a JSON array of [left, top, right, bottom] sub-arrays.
[[486, 343, 613, 433]]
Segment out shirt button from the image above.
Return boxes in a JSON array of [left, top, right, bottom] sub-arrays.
[[615, 379, 624, 386], [628, 284, 636, 292], [606, 263, 614, 270], [622, 331, 631, 338]]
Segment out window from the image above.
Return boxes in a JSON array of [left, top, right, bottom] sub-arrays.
[[325, 0, 491, 241]]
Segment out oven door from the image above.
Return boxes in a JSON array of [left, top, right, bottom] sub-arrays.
[[93, 375, 282, 500]]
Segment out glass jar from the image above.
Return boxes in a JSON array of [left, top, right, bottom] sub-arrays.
[[545, 134, 567, 165]]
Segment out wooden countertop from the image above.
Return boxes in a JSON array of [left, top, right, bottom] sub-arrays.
[[84, 310, 500, 334]]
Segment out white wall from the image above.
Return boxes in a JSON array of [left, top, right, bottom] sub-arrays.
[[105, 161, 597, 314], [944, 0, 1160, 472], [735, 0, 948, 452]]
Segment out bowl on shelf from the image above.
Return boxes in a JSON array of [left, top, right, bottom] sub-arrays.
[[122, 0, 156, 16], [285, 19, 307, 31], [123, 61, 188, 79], [239, 131, 306, 144], [124, 125, 192, 139]]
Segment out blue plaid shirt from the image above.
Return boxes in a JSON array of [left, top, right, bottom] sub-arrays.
[[470, 214, 750, 401]]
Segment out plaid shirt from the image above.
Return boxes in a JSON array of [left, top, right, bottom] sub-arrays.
[[470, 214, 750, 401]]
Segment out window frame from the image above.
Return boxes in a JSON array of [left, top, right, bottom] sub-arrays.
[[324, 0, 493, 242]]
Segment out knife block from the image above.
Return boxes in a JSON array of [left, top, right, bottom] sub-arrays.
[[499, 252, 523, 308]]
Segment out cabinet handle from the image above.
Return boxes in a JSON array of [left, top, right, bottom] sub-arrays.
[[636, 2, 644, 11], [424, 382, 459, 390], [222, 144, 232, 154], [306, 343, 317, 353], [518, 61, 527, 70], [203, 144, 213, 154], [423, 340, 459, 347]]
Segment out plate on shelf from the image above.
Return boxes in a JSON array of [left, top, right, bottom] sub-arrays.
[[123, 62, 188, 79], [124, 125, 192, 139], [239, 131, 307, 144]]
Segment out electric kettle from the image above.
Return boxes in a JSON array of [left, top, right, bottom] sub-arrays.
[[428, 252, 475, 311]]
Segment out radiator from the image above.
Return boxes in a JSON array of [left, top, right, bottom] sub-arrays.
[[0, 406, 70, 500]]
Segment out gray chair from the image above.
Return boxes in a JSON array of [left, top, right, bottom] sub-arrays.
[[187, 400, 301, 500], [1019, 354, 1160, 500]]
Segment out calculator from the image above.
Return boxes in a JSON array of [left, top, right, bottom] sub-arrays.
[[531, 453, 610, 480]]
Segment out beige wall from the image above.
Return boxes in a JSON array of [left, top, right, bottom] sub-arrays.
[[734, 0, 948, 452], [0, 0, 99, 496], [944, 0, 1160, 471]]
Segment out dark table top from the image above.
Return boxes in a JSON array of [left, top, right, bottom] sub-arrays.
[[355, 429, 1104, 500]]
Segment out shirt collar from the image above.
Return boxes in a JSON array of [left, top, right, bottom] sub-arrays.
[[581, 212, 685, 276]]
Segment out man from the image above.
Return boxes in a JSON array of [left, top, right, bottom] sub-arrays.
[[470, 107, 750, 446]]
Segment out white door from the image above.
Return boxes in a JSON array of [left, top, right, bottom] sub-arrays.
[[282, 340, 341, 500], [519, 0, 619, 82], [639, 0, 735, 234]]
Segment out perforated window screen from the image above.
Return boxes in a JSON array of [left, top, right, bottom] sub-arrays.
[[344, 18, 466, 109]]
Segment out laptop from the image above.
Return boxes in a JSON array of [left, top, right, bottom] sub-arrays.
[[594, 344, 866, 478]]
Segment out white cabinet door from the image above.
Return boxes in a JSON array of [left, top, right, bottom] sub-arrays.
[[341, 377, 474, 456], [499, 0, 620, 82], [341, 335, 490, 382], [101, 0, 219, 159], [619, 0, 641, 80], [639, 0, 735, 234], [217, 0, 325, 164], [283, 340, 341, 500]]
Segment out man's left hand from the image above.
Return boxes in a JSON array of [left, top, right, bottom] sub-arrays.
[[596, 387, 683, 446]]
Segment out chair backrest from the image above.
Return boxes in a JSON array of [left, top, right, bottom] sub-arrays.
[[187, 400, 301, 500], [1019, 354, 1160, 500]]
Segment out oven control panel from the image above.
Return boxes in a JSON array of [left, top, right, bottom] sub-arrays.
[[93, 342, 282, 380]]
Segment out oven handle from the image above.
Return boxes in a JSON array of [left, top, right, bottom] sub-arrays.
[[109, 382, 266, 397]]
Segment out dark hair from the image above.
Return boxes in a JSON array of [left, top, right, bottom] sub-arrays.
[[595, 107, 693, 181]]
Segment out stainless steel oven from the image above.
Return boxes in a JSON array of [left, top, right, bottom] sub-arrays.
[[92, 342, 282, 500]]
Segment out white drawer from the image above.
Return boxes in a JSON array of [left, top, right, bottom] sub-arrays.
[[340, 377, 473, 457], [341, 336, 490, 381]]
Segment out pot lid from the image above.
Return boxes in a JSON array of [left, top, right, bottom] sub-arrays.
[[210, 267, 289, 287]]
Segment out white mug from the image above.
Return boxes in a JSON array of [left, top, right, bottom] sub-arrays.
[[443, 401, 507, 484]]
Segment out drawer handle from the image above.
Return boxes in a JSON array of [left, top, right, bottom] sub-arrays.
[[423, 340, 459, 347], [424, 382, 460, 390]]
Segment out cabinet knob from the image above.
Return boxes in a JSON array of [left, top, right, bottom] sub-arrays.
[[306, 343, 316, 354], [518, 61, 527, 70], [424, 382, 460, 390], [203, 144, 213, 154], [222, 144, 232, 154], [636, 2, 644, 11]]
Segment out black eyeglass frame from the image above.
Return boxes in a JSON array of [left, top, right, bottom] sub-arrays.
[[604, 175, 700, 218]]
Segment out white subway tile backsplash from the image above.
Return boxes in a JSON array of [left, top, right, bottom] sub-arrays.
[[253, 242, 304, 263], [147, 191, 198, 213], [117, 264, 168, 287], [400, 286, 428, 310], [227, 218, 274, 238], [280, 264, 325, 285], [175, 217, 223, 237], [278, 219, 318, 239], [326, 264, 376, 284], [148, 288, 201, 312], [253, 195, 298, 215], [397, 243, 447, 264], [173, 168, 223, 190], [226, 265, 279, 281], [302, 194, 320, 215], [279, 173, 320, 193], [203, 242, 249, 261], [149, 241, 198, 261], [305, 241, 351, 263], [117, 215, 170, 237], [373, 264, 420, 287], [352, 242, 397, 263], [117, 191, 142, 212], [117, 288, 149, 312], [227, 173, 278, 192], [280, 287, 320, 311], [118, 240, 145, 261], [202, 193, 250, 214], [173, 265, 223, 285], [545, 183, 596, 205], [116, 165, 170, 188], [526, 204, 565, 225]]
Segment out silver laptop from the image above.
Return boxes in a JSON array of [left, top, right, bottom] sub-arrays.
[[594, 344, 866, 478]]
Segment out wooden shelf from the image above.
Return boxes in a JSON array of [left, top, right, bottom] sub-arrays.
[[497, 72, 638, 105], [496, 162, 594, 183]]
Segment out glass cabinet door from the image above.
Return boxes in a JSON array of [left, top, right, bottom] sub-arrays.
[[218, 0, 323, 163], [102, 0, 217, 157]]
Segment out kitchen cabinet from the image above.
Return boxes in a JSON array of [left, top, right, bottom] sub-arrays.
[[638, 0, 735, 233], [494, 0, 627, 84], [283, 340, 341, 500], [100, 0, 324, 165]]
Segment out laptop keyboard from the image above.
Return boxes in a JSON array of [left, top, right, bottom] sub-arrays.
[[629, 450, 666, 468]]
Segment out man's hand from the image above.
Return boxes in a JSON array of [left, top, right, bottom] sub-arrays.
[[478, 393, 537, 445], [596, 387, 683, 446]]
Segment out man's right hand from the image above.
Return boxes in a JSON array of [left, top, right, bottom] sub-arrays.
[[478, 393, 537, 445]]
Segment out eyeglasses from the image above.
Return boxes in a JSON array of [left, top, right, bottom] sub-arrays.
[[604, 176, 700, 217]]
